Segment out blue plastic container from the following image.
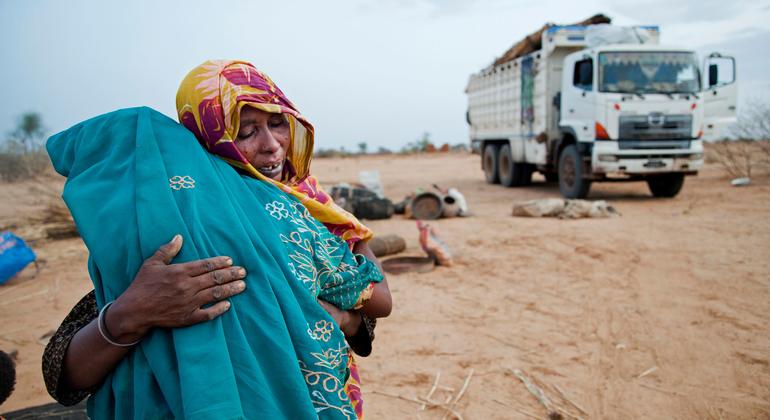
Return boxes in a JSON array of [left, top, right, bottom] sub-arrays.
[[0, 232, 36, 285]]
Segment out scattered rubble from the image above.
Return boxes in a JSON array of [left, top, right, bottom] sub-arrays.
[[512, 198, 619, 219]]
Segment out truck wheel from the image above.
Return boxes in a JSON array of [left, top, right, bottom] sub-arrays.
[[558, 144, 591, 198], [499, 145, 533, 187], [498, 144, 517, 187], [483, 144, 500, 184], [647, 173, 685, 198]]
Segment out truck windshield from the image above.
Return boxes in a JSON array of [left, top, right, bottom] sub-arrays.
[[598, 52, 701, 94]]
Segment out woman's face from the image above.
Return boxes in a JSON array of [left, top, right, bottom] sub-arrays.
[[235, 107, 291, 180]]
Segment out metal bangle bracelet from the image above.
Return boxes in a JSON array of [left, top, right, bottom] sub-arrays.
[[97, 301, 141, 347]]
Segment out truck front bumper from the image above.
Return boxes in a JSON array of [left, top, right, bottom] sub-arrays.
[[591, 140, 704, 175]]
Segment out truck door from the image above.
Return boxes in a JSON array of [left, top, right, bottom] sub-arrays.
[[561, 54, 596, 141], [702, 54, 737, 140]]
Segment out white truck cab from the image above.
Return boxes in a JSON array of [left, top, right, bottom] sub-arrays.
[[466, 24, 737, 198]]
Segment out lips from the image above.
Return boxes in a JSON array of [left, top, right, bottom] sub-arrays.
[[256, 161, 283, 179]]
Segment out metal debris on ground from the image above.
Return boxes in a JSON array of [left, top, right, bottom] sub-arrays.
[[368, 234, 406, 258], [396, 185, 471, 220], [330, 183, 394, 220]]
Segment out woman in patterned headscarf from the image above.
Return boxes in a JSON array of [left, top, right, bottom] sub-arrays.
[[175, 60, 371, 245], [42, 60, 390, 419]]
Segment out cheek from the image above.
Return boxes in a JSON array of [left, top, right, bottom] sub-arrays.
[[235, 142, 254, 161], [275, 129, 291, 154]]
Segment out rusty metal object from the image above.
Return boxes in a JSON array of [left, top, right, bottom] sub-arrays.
[[410, 192, 443, 220], [381, 256, 435, 275], [368, 235, 406, 257]]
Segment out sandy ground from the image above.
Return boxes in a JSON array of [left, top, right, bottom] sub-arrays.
[[1, 152, 769, 419]]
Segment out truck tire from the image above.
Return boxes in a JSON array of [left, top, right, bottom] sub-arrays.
[[499, 145, 534, 187], [647, 173, 685, 198], [558, 144, 591, 198], [483, 144, 500, 184]]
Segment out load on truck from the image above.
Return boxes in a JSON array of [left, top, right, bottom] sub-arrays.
[[465, 14, 737, 198]]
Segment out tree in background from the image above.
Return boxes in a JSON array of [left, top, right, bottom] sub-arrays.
[[357, 142, 368, 155], [1, 112, 51, 181], [10, 112, 47, 153], [400, 132, 433, 153]]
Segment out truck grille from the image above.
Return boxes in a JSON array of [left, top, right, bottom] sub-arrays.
[[619, 114, 693, 141]]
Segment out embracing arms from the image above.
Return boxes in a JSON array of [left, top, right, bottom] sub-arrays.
[[43, 237, 389, 404], [50, 235, 246, 394]]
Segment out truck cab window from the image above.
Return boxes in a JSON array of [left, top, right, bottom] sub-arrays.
[[573, 59, 593, 90]]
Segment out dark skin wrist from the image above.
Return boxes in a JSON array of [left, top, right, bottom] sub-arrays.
[[317, 300, 361, 337], [341, 309, 362, 337], [104, 298, 149, 344]]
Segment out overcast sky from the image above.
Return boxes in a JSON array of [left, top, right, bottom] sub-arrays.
[[1, 0, 769, 151]]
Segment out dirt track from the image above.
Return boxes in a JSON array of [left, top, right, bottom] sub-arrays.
[[1, 152, 769, 418]]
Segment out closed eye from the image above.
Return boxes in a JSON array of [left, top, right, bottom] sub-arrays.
[[269, 116, 288, 128], [237, 127, 257, 140]]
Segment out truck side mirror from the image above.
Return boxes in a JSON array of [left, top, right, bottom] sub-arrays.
[[705, 55, 735, 88], [708, 64, 718, 87]]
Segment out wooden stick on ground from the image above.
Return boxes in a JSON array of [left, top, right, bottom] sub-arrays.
[[553, 383, 589, 416], [492, 397, 548, 420], [637, 366, 658, 379], [442, 369, 474, 420], [511, 369, 562, 419], [421, 371, 442, 410], [371, 390, 464, 420]]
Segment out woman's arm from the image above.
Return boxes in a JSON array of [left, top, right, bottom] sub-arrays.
[[48, 235, 247, 394], [316, 240, 389, 356], [353, 241, 392, 318]]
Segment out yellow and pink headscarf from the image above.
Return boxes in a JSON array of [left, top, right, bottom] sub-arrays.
[[176, 60, 372, 246]]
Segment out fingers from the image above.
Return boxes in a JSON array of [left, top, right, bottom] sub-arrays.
[[183, 256, 234, 277], [195, 266, 246, 290], [189, 301, 232, 324], [196, 279, 246, 306], [148, 234, 183, 265]]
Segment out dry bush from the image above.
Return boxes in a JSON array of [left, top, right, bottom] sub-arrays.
[[0, 143, 51, 182], [728, 97, 770, 142], [706, 140, 770, 179], [706, 96, 770, 179]]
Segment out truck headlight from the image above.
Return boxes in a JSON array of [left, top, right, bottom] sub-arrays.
[[690, 153, 703, 160], [598, 154, 618, 162]]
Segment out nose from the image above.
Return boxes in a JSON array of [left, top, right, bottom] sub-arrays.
[[258, 129, 281, 154]]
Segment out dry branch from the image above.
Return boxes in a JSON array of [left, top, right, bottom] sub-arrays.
[[442, 369, 474, 420], [421, 371, 441, 410], [553, 383, 588, 416], [637, 366, 658, 379], [371, 390, 464, 420], [512, 369, 555, 411]]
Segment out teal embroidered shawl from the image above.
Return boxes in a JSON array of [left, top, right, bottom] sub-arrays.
[[46, 107, 382, 419]]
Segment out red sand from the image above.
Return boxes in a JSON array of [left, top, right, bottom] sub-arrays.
[[1, 152, 769, 418]]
